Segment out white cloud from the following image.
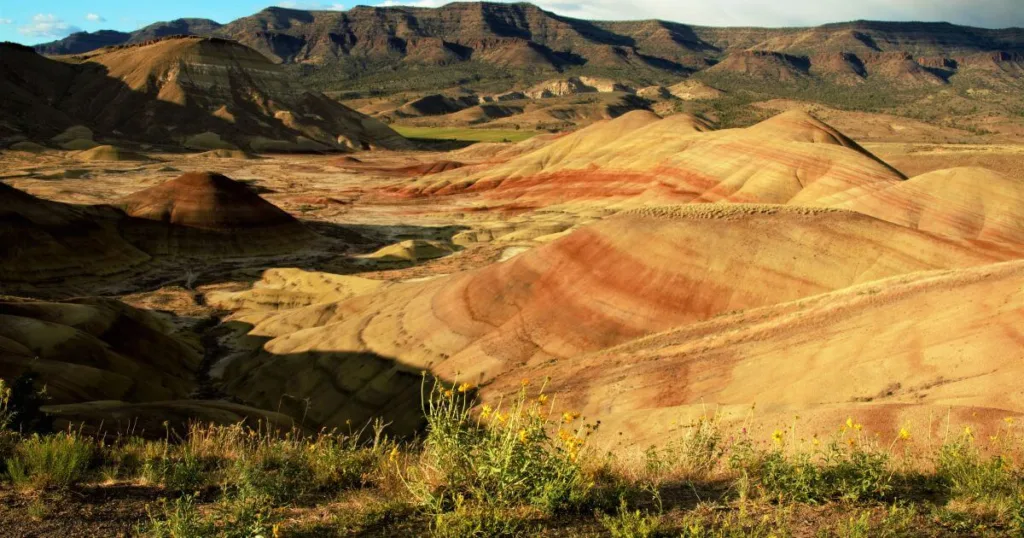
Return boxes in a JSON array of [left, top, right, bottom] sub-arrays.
[[0, 18, 13, 25], [277, 1, 346, 9], [85, 13, 106, 23], [18, 14, 81, 38], [374, 0, 1024, 28]]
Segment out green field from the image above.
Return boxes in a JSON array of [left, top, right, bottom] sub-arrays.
[[392, 125, 539, 143]]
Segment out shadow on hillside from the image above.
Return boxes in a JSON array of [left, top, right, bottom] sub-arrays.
[[32, 314, 456, 442], [4, 40, 364, 153], [0, 214, 470, 300]]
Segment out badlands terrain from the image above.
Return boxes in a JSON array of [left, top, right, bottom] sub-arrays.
[[2, 5, 1024, 535]]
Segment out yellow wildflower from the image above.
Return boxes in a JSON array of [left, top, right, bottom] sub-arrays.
[[521, 378, 531, 387], [443, 389, 454, 399], [518, 429, 528, 443], [899, 427, 911, 441], [389, 446, 400, 463], [1005, 417, 1015, 426], [496, 412, 508, 425], [772, 429, 784, 445], [481, 404, 493, 419], [964, 426, 974, 438], [562, 411, 581, 423], [537, 394, 548, 404], [846, 417, 854, 430]]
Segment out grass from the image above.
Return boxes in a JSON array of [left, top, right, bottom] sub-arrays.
[[2, 377, 1024, 536], [391, 125, 540, 143], [6, 431, 93, 490]]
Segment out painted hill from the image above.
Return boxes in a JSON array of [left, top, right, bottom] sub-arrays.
[[0, 174, 317, 291], [213, 204, 1018, 433], [118, 172, 317, 255], [833, 167, 1024, 243], [520, 258, 1024, 447], [0, 297, 201, 405], [120, 172, 299, 230], [401, 110, 904, 207]]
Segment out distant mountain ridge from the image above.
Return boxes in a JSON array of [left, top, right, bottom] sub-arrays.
[[30, 2, 1024, 91], [34, 18, 223, 55]]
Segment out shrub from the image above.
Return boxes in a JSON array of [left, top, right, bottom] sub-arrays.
[[210, 491, 278, 538], [0, 381, 15, 476], [732, 426, 892, 503], [146, 494, 214, 538], [599, 499, 663, 538], [411, 378, 593, 514], [303, 422, 393, 491], [430, 496, 531, 538], [229, 440, 314, 504], [99, 436, 149, 482], [644, 415, 725, 484], [2, 372, 51, 433], [145, 491, 279, 538], [677, 510, 790, 538], [0, 379, 12, 430], [6, 431, 94, 490], [143, 444, 211, 493], [936, 431, 1016, 500], [1011, 492, 1024, 534]]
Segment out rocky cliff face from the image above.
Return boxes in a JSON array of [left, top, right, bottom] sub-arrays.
[[28, 3, 1024, 92]]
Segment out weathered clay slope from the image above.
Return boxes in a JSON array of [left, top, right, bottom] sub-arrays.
[[0, 182, 151, 284], [117, 172, 317, 256], [402, 110, 905, 207], [521, 259, 1024, 447], [833, 167, 1024, 244], [216, 205, 1016, 433], [0, 297, 200, 405]]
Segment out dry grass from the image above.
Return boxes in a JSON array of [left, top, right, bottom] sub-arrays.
[[2, 380, 1024, 536]]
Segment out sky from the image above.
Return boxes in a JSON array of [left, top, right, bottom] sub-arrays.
[[2, 0, 1023, 45]]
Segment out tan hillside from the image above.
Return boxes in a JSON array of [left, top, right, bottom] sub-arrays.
[[402, 110, 904, 207], [706, 51, 810, 81], [834, 167, 1024, 243], [214, 205, 1015, 432], [526, 259, 1024, 447]]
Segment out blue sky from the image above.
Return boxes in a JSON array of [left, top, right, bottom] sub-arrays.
[[3, 0, 1023, 45]]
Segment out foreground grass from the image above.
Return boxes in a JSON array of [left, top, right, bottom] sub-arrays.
[[2, 379, 1024, 536], [391, 125, 539, 143]]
